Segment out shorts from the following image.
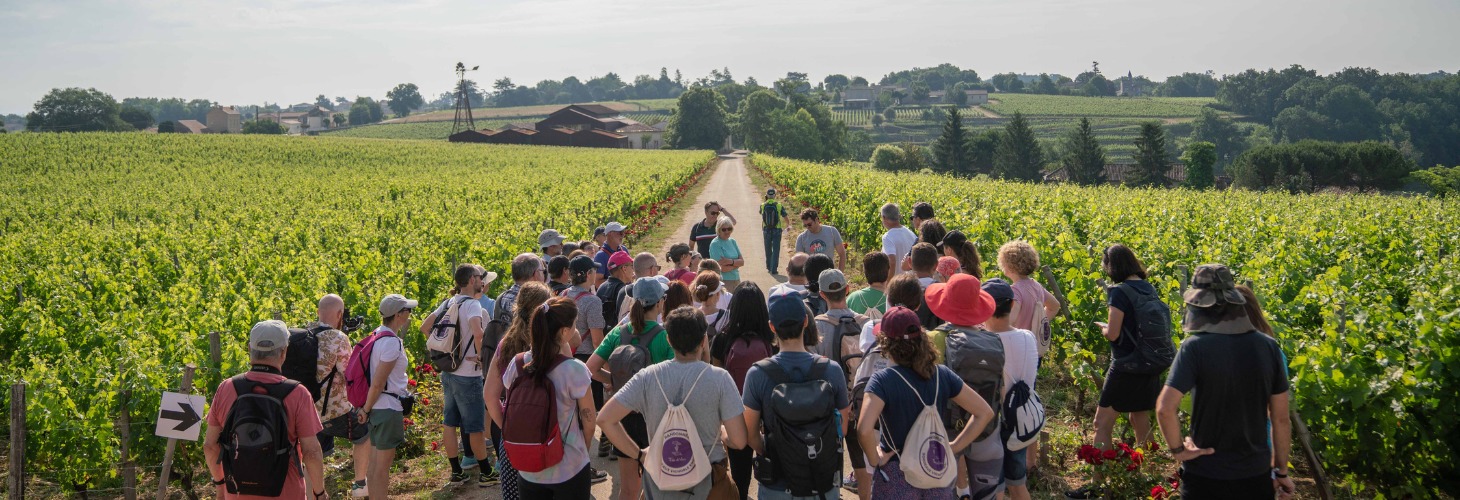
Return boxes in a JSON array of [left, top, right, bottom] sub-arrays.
[[1002, 444, 1028, 487], [869, 459, 956, 500], [441, 372, 486, 434], [760, 484, 842, 500], [369, 409, 405, 451], [963, 455, 1005, 500], [846, 420, 866, 469], [612, 412, 649, 459], [1098, 368, 1162, 412], [1178, 468, 1274, 500]]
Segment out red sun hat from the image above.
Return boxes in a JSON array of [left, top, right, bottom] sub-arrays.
[[923, 273, 996, 327]]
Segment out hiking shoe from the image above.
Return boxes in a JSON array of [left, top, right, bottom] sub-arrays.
[[478, 469, 500, 487], [589, 467, 609, 484], [350, 480, 368, 497], [447, 472, 470, 485], [462, 455, 479, 470], [1065, 486, 1102, 499], [598, 438, 612, 457]]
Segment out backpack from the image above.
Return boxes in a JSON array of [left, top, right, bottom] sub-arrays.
[[850, 345, 891, 423], [646, 366, 714, 491], [281, 324, 333, 405], [597, 279, 628, 329], [881, 367, 955, 489], [814, 313, 869, 380], [723, 335, 772, 392], [502, 353, 572, 473], [941, 325, 1004, 441], [804, 293, 828, 318], [218, 376, 300, 497], [1002, 379, 1046, 451], [607, 324, 666, 391], [1110, 285, 1176, 375], [481, 317, 510, 369], [1027, 294, 1053, 359], [425, 296, 472, 373], [756, 358, 842, 497], [761, 201, 782, 229], [345, 330, 394, 408]]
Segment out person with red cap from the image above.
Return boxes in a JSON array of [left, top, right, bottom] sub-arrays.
[[923, 273, 1007, 500], [856, 306, 994, 500]]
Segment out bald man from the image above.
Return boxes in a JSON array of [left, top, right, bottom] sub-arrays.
[[305, 294, 373, 497], [767, 252, 812, 299]]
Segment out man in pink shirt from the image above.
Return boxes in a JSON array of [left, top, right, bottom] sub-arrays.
[[205, 319, 328, 499]]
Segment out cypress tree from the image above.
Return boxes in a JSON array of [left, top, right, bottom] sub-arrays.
[[1128, 121, 1169, 187], [1062, 117, 1107, 185], [934, 107, 973, 174], [994, 112, 1044, 181]]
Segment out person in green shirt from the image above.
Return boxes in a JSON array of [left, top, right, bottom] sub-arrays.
[[847, 251, 892, 315], [585, 276, 673, 500], [760, 188, 790, 275]]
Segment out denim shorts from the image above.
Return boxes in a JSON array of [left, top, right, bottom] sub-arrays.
[[441, 372, 486, 434], [1003, 445, 1029, 486]]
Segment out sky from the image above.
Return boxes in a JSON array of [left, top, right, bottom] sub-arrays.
[[2, 0, 1458, 115]]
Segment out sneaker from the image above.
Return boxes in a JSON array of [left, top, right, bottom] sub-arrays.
[[478, 469, 500, 487], [447, 472, 470, 485], [589, 467, 609, 484], [843, 473, 858, 490], [598, 438, 612, 458], [350, 480, 368, 498], [462, 456, 479, 470], [1065, 486, 1102, 499]]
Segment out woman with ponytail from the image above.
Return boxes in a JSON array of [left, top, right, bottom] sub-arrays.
[[483, 281, 552, 500], [500, 298, 596, 499], [940, 230, 984, 279]]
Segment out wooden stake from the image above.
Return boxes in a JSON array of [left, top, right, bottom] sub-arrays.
[[117, 390, 136, 500], [1039, 265, 1071, 318], [8, 382, 25, 500], [1292, 412, 1333, 500], [155, 365, 195, 500]]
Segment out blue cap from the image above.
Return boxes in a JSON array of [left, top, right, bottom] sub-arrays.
[[630, 277, 667, 307], [981, 277, 1015, 302], [768, 289, 808, 328]]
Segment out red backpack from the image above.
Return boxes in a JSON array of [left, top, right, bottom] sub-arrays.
[[345, 330, 395, 408], [724, 335, 772, 392], [502, 352, 572, 473]]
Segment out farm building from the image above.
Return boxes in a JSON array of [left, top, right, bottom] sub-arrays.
[[173, 120, 208, 134], [449, 104, 650, 149], [205, 106, 242, 133], [967, 90, 989, 105]]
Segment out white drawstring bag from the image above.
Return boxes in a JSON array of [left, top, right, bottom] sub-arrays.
[[883, 368, 955, 489], [645, 366, 712, 491]]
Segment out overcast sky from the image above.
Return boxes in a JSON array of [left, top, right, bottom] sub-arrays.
[[3, 0, 1458, 115]]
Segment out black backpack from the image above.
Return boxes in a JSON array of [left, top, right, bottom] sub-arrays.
[[941, 325, 1004, 441], [761, 201, 782, 228], [1110, 285, 1176, 375], [597, 279, 628, 328], [755, 358, 843, 497], [281, 325, 333, 404], [219, 377, 300, 496]]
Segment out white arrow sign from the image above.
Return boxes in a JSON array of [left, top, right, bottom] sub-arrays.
[[155, 391, 207, 441]]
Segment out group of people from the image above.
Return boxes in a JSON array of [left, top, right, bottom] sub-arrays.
[[202, 197, 1295, 500]]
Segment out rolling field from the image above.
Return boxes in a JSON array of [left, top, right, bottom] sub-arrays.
[[0, 133, 714, 492], [756, 155, 1460, 497], [984, 94, 1217, 118], [328, 112, 672, 141]]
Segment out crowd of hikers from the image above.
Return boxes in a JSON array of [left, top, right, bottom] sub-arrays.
[[203, 192, 1295, 500]]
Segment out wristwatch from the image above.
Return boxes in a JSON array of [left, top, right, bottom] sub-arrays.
[[1272, 468, 1288, 479], [1167, 445, 1184, 456], [212, 478, 226, 486]]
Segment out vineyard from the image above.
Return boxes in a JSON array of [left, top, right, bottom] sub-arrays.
[[983, 94, 1217, 118], [0, 133, 713, 495], [754, 155, 1460, 497]]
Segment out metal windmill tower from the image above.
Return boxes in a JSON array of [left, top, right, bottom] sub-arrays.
[[451, 62, 480, 136]]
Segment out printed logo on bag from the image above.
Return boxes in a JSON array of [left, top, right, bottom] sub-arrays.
[[661, 431, 697, 475], [921, 437, 948, 476]]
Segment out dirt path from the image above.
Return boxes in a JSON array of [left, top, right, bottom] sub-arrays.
[[973, 102, 1003, 118], [659, 153, 789, 289]]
